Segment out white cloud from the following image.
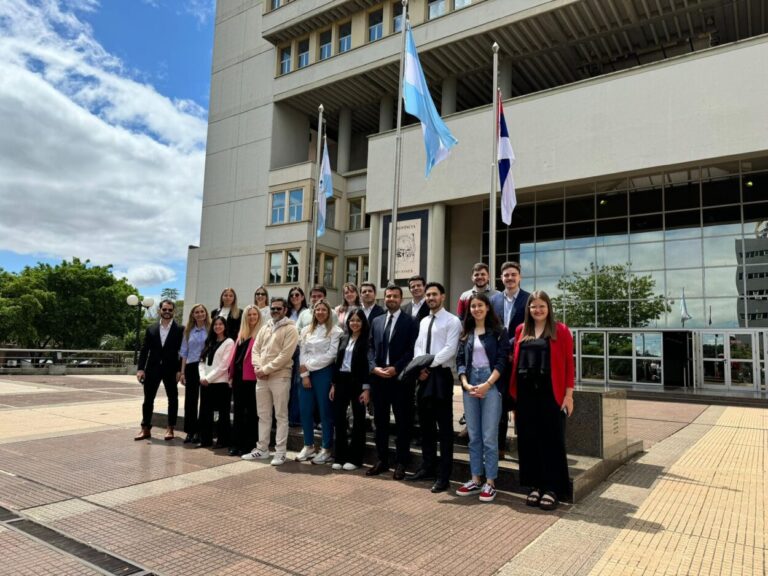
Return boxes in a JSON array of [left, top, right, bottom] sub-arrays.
[[0, 0, 205, 286], [182, 0, 216, 26], [114, 264, 177, 288]]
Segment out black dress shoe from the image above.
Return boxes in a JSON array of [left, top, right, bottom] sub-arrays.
[[430, 479, 449, 493], [407, 469, 436, 482], [183, 434, 194, 444], [393, 464, 406, 480], [195, 442, 212, 449], [366, 462, 388, 477], [228, 448, 242, 457]]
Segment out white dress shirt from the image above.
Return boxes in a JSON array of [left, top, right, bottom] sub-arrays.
[[382, 309, 401, 365], [414, 308, 462, 369], [299, 323, 343, 372], [410, 299, 425, 318], [198, 338, 235, 383]]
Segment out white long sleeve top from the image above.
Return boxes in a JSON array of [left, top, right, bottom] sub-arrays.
[[198, 338, 235, 383], [299, 323, 343, 372], [413, 308, 462, 369]]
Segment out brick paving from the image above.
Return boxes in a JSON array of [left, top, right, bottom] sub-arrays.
[[0, 526, 103, 576]]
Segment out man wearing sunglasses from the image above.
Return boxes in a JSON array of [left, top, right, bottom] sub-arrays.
[[135, 299, 184, 442]]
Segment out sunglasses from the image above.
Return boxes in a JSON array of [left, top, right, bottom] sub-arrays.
[[255, 292, 267, 297], [270, 306, 284, 312], [289, 293, 302, 298], [160, 308, 174, 313]]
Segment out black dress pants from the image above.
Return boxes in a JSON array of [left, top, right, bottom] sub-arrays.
[[199, 382, 231, 446], [141, 371, 178, 429], [232, 376, 258, 453], [417, 393, 454, 482], [183, 362, 200, 435], [371, 376, 413, 466], [333, 372, 366, 466]]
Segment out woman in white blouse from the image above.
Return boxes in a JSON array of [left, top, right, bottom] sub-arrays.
[[295, 299, 343, 464], [197, 316, 235, 449]]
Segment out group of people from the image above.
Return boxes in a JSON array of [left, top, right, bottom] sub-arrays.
[[134, 262, 574, 510]]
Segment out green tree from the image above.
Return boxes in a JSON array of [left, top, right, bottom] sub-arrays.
[[552, 263, 670, 328], [161, 287, 184, 324]]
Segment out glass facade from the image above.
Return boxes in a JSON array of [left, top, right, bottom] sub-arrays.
[[483, 157, 768, 329]]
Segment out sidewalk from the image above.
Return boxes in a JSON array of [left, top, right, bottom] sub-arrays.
[[0, 375, 765, 576]]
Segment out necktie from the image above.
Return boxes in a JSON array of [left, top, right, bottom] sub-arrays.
[[382, 313, 394, 362], [425, 314, 436, 355]]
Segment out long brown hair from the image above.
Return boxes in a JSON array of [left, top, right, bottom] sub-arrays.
[[219, 287, 240, 319], [519, 290, 558, 342], [309, 300, 334, 334], [184, 304, 210, 340], [338, 282, 360, 311]]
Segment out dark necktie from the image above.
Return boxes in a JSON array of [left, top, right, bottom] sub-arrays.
[[425, 314, 436, 355], [382, 313, 394, 361]]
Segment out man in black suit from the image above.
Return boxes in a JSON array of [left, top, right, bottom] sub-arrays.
[[359, 281, 384, 322], [135, 299, 183, 441], [401, 275, 429, 322], [367, 284, 418, 480]]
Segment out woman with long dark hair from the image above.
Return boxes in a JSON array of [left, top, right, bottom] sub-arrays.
[[287, 286, 308, 322], [211, 287, 242, 340], [227, 304, 262, 457], [509, 290, 574, 511], [330, 307, 370, 471], [179, 303, 210, 443], [197, 316, 235, 448], [334, 282, 361, 328], [455, 293, 509, 502]]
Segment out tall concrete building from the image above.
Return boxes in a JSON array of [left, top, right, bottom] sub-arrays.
[[187, 0, 768, 392]]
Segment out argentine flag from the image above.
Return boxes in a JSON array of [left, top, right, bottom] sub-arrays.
[[403, 23, 458, 177], [317, 138, 333, 236], [497, 91, 517, 225]]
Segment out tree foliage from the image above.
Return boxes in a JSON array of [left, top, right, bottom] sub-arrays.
[[552, 263, 670, 328], [0, 258, 140, 349]]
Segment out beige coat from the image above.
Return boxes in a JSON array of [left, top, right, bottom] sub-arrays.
[[251, 317, 299, 380]]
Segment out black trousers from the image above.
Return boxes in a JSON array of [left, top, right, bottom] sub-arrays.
[[333, 372, 366, 466], [232, 376, 258, 453], [183, 362, 200, 435], [417, 392, 454, 482], [199, 382, 231, 446], [141, 371, 178, 429], [371, 376, 413, 466]]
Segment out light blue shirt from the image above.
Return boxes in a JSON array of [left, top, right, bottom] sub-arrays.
[[503, 290, 519, 328], [180, 326, 207, 363]]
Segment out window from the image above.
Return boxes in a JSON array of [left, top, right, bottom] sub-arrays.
[[268, 249, 301, 285], [368, 10, 383, 42], [279, 46, 291, 75], [271, 0, 280, 10], [428, 0, 446, 19], [326, 198, 336, 230], [271, 189, 303, 224], [298, 39, 309, 68], [454, 0, 472, 8], [314, 252, 336, 288], [346, 256, 369, 285], [319, 29, 332, 60], [338, 22, 351, 53], [393, 2, 403, 33], [349, 198, 365, 230]]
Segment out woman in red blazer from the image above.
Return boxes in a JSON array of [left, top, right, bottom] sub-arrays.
[[509, 290, 574, 511]]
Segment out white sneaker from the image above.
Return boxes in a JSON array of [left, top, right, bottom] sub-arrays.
[[331, 463, 343, 470], [311, 449, 333, 465], [242, 449, 270, 461], [270, 454, 286, 466], [342, 462, 358, 471], [295, 446, 316, 462]]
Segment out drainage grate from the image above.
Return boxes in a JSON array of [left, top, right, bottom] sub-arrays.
[[0, 505, 19, 522]]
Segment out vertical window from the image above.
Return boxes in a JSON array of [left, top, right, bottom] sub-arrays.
[[349, 198, 364, 230], [368, 10, 383, 42], [393, 2, 403, 33], [286, 250, 300, 283], [298, 39, 309, 68], [326, 198, 336, 230], [338, 22, 352, 53], [319, 29, 332, 60], [269, 252, 283, 284], [323, 255, 335, 287], [288, 189, 303, 222], [346, 256, 370, 285], [428, 0, 446, 19], [271, 0, 280, 10], [346, 257, 359, 284], [271, 192, 286, 224], [279, 46, 291, 75], [268, 249, 301, 285]]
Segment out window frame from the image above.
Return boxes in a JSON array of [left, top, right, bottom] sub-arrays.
[[368, 9, 384, 43], [267, 248, 302, 286], [297, 38, 310, 69], [318, 28, 332, 60], [270, 188, 304, 225], [279, 45, 292, 75], [338, 21, 352, 53]]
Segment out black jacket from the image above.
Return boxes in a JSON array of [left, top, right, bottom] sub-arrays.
[[333, 333, 370, 389], [138, 321, 183, 379], [368, 311, 418, 376], [211, 308, 242, 341]]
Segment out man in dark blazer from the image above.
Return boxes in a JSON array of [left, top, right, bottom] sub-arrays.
[[367, 284, 418, 480], [135, 299, 183, 441], [490, 261, 530, 457], [359, 281, 385, 322], [401, 274, 429, 322]]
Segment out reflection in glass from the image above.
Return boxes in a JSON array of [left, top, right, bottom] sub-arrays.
[[729, 334, 753, 359], [629, 242, 664, 271], [665, 211, 701, 239], [565, 248, 595, 274], [665, 239, 702, 269], [597, 244, 629, 267], [597, 301, 629, 327], [563, 300, 595, 327], [581, 357, 604, 380], [704, 267, 739, 297], [635, 333, 662, 357], [520, 252, 534, 276], [666, 269, 702, 298], [596, 219, 628, 245], [581, 332, 604, 355], [535, 250, 564, 276], [636, 359, 662, 383], [702, 333, 725, 358], [609, 333, 633, 356], [730, 362, 754, 386], [672, 297, 704, 328], [596, 191, 627, 218], [532, 275, 561, 297], [536, 225, 564, 249], [702, 237, 740, 267], [565, 222, 595, 246], [702, 206, 741, 234], [703, 360, 725, 385], [609, 359, 632, 382], [629, 213, 663, 242]]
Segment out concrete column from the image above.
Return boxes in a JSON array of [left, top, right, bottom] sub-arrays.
[[368, 213, 381, 287], [337, 107, 352, 174], [379, 95, 394, 132], [441, 75, 456, 115], [499, 59, 513, 98], [427, 203, 446, 285]]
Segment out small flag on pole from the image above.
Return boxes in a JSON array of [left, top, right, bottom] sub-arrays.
[[497, 90, 517, 225], [317, 137, 332, 237], [403, 23, 458, 177], [680, 288, 692, 326]]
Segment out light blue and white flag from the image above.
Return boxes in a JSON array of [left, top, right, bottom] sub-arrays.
[[403, 23, 458, 177], [497, 90, 517, 225], [317, 137, 333, 236], [680, 288, 692, 325]]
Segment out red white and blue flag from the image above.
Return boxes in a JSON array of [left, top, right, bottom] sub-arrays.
[[497, 90, 516, 225]]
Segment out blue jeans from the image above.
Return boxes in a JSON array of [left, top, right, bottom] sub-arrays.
[[462, 366, 502, 480], [299, 365, 334, 448]]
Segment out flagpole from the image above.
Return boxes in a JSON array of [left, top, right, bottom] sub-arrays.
[[489, 43, 499, 286], [389, 0, 408, 285], [310, 104, 324, 292]]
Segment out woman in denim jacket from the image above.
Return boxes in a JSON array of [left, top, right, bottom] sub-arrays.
[[455, 292, 509, 503]]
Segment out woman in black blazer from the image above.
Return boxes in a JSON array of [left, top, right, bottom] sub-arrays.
[[211, 287, 242, 341], [330, 307, 370, 471]]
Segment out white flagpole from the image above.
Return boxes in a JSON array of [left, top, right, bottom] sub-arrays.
[[388, 0, 408, 285], [310, 104, 324, 292], [489, 43, 499, 285]]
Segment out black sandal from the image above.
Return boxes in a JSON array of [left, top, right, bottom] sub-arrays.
[[539, 491, 558, 511], [526, 488, 541, 507]]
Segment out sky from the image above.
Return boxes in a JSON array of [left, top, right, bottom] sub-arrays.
[[0, 0, 216, 298]]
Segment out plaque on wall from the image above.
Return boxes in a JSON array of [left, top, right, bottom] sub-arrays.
[[381, 210, 429, 287]]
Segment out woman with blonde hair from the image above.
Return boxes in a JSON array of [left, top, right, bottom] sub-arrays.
[[212, 287, 242, 340], [227, 304, 263, 456], [509, 290, 574, 511], [180, 303, 210, 443], [296, 299, 343, 464], [334, 282, 361, 328]]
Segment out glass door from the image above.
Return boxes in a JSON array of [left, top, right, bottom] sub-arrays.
[[699, 331, 759, 390]]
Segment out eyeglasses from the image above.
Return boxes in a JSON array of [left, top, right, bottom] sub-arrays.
[[529, 305, 547, 310], [270, 307, 284, 312], [290, 293, 302, 298]]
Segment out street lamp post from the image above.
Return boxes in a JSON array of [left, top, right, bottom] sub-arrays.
[[126, 295, 155, 365]]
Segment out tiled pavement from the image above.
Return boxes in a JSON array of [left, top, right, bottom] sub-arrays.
[[0, 375, 765, 575]]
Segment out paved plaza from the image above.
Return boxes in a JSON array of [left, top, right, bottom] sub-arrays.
[[0, 375, 765, 576]]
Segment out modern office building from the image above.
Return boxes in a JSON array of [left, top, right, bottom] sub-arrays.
[[187, 0, 768, 392]]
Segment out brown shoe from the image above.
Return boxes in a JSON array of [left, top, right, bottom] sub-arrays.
[[164, 427, 175, 441], [134, 426, 151, 441], [393, 464, 406, 480]]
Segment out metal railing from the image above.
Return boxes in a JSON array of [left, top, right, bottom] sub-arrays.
[[0, 348, 135, 373]]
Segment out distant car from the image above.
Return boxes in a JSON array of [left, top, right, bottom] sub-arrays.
[[77, 360, 102, 368]]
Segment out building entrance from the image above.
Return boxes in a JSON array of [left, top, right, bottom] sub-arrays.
[[695, 330, 763, 391]]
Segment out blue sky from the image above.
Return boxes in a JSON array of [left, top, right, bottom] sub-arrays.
[[0, 0, 215, 299]]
